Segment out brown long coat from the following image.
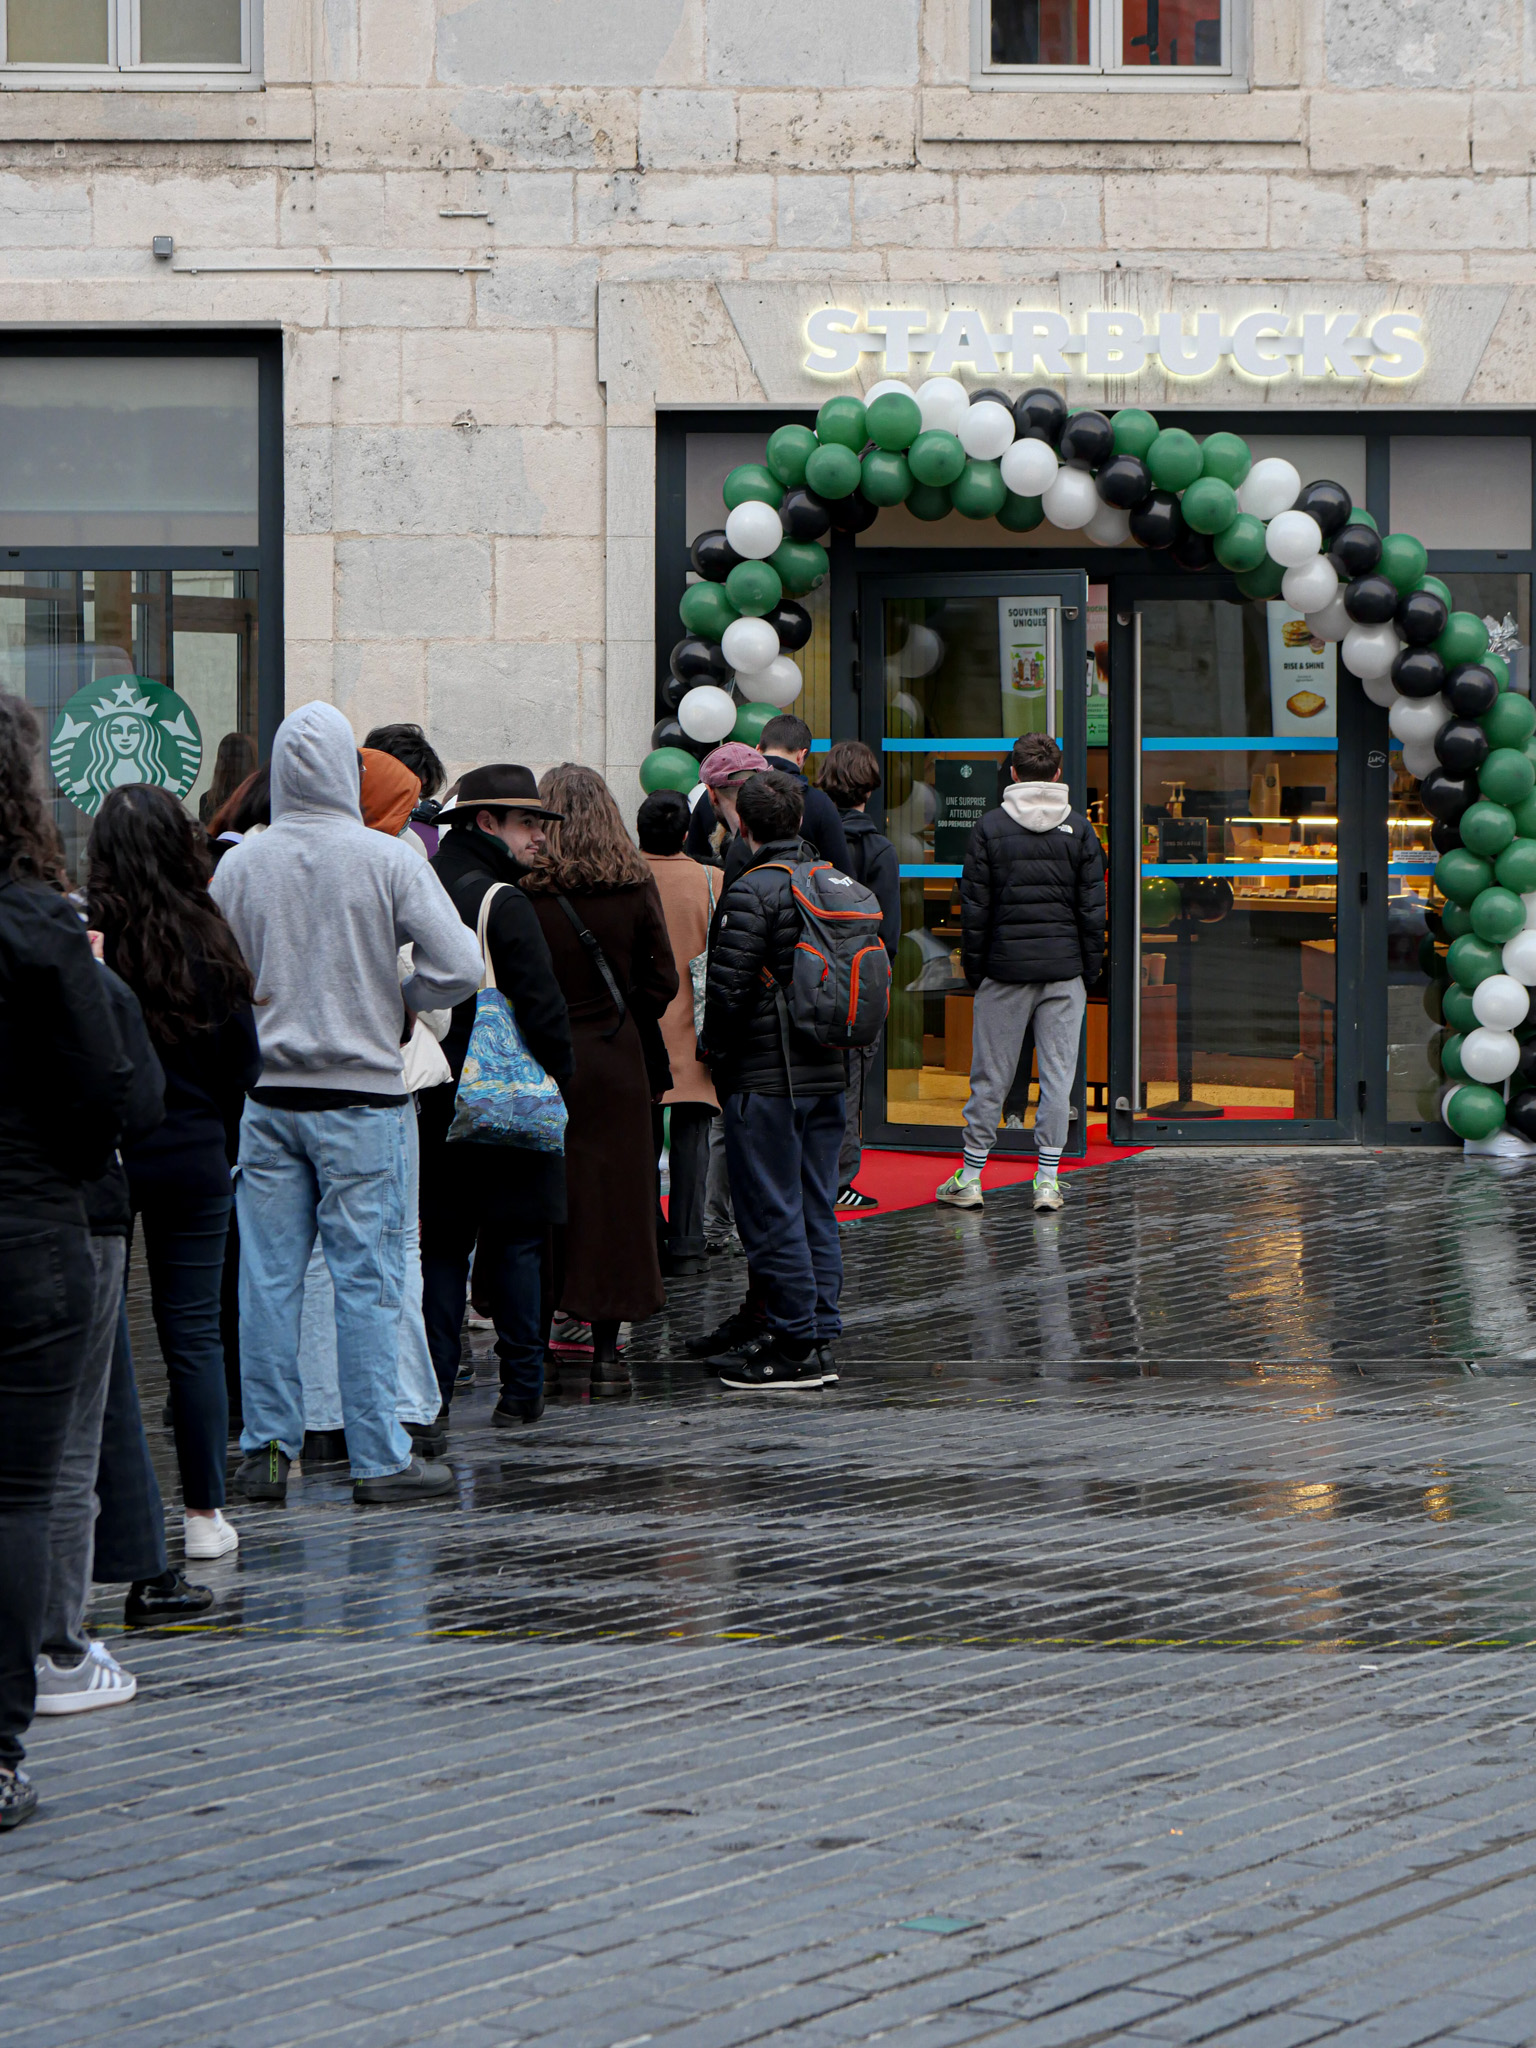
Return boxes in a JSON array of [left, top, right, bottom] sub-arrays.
[[642, 851, 719, 1110], [526, 878, 678, 1323]]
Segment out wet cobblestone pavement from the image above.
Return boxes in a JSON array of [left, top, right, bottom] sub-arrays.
[[11, 1155, 1536, 2047]]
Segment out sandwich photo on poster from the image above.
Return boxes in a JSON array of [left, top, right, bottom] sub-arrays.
[[1266, 601, 1338, 737]]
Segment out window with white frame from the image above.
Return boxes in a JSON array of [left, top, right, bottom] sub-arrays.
[[0, 0, 253, 77], [984, 0, 1232, 77]]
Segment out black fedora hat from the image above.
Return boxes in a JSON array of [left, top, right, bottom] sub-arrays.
[[437, 764, 563, 823]]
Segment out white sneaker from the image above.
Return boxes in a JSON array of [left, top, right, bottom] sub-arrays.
[[184, 1510, 239, 1560], [34, 1641, 137, 1716], [1033, 1176, 1064, 1212], [936, 1170, 984, 1211]]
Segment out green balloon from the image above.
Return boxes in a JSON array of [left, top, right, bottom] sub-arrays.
[[1236, 557, 1286, 600], [1471, 885, 1527, 944], [1481, 747, 1536, 807], [804, 442, 861, 501], [1111, 408, 1160, 459], [1351, 509, 1380, 532], [1440, 1032, 1467, 1081], [1436, 611, 1491, 668], [765, 424, 818, 490], [860, 448, 913, 507], [907, 430, 967, 489], [906, 483, 952, 522], [1200, 432, 1252, 487], [1418, 933, 1442, 979], [1418, 573, 1451, 605], [1446, 1082, 1507, 1139], [1458, 803, 1516, 859], [769, 538, 829, 596], [1181, 476, 1240, 536], [1495, 836, 1536, 893], [1512, 791, 1536, 839], [1440, 899, 1475, 939], [865, 391, 921, 452], [640, 746, 700, 795], [1442, 983, 1478, 1032], [723, 463, 782, 511], [730, 701, 776, 747], [997, 490, 1044, 533], [1447, 933, 1504, 988], [1424, 978, 1447, 1025], [950, 458, 1008, 520], [1146, 428, 1203, 493], [1142, 876, 1182, 928], [1483, 691, 1536, 750], [1486, 653, 1511, 691], [1212, 513, 1268, 574], [724, 559, 782, 617], [1435, 846, 1495, 905], [679, 580, 739, 640], [1378, 532, 1429, 596], [815, 396, 868, 453]]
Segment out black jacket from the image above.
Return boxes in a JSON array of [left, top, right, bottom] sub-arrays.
[[111, 958, 260, 1207], [960, 799, 1106, 988], [0, 873, 131, 1227], [85, 971, 166, 1238], [701, 837, 848, 1099], [685, 761, 852, 876], [836, 808, 900, 961]]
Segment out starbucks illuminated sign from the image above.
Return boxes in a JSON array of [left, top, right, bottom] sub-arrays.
[[50, 675, 202, 816], [804, 307, 1426, 383]]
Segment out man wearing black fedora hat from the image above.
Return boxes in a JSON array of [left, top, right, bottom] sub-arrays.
[[418, 766, 575, 1428]]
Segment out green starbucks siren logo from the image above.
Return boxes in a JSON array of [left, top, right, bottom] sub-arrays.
[[49, 675, 203, 816]]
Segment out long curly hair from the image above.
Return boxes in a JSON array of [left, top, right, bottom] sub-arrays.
[[87, 783, 256, 1042], [520, 763, 651, 894], [0, 692, 67, 889]]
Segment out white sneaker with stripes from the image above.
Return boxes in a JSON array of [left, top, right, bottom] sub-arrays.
[[34, 1641, 138, 1716]]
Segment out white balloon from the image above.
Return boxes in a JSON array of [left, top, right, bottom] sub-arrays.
[[676, 683, 737, 745], [753, 655, 804, 709], [1473, 973, 1532, 1029], [1462, 1025, 1523, 1082], [1305, 593, 1353, 643], [1360, 672, 1400, 709], [1400, 737, 1440, 778], [916, 377, 969, 434], [1237, 457, 1301, 521], [724, 500, 783, 562], [999, 438, 1058, 497], [720, 615, 779, 675], [1388, 693, 1449, 747], [896, 622, 944, 678], [863, 379, 914, 405], [957, 399, 1015, 461], [1341, 622, 1402, 680], [1085, 500, 1132, 547], [1501, 931, 1536, 984], [1283, 556, 1339, 614], [1041, 465, 1100, 531], [1266, 509, 1324, 568]]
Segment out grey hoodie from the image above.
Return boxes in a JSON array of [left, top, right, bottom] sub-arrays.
[[209, 702, 483, 1096]]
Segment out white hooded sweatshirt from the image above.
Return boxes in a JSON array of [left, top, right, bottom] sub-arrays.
[[1002, 779, 1073, 833]]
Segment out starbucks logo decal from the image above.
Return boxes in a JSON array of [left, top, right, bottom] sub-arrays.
[[49, 675, 202, 816]]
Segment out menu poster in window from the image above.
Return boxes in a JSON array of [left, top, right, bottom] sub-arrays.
[[998, 600, 1053, 739], [1266, 601, 1337, 737], [934, 757, 992, 865], [1086, 587, 1109, 746]]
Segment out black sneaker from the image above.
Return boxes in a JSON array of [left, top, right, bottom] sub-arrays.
[[685, 1303, 767, 1360], [491, 1395, 544, 1428], [301, 1428, 348, 1466], [232, 1441, 291, 1502], [454, 1358, 476, 1387], [125, 1570, 214, 1626], [715, 1334, 824, 1390], [0, 1768, 37, 1832], [406, 1420, 448, 1458], [816, 1343, 840, 1386], [352, 1457, 454, 1505], [834, 1186, 879, 1212]]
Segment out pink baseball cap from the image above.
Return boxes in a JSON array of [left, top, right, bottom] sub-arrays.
[[699, 741, 769, 788]]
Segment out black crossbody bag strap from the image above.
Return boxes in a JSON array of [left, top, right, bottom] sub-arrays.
[[557, 894, 627, 1041]]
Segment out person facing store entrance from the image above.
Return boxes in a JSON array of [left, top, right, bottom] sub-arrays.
[[685, 715, 850, 876], [937, 734, 1105, 1216]]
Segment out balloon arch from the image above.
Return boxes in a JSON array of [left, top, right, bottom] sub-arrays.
[[644, 380, 1536, 1146]]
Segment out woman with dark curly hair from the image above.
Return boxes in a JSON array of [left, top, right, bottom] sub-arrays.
[[87, 784, 260, 1560]]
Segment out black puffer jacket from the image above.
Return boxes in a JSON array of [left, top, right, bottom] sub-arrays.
[[959, 786, 1106, 988], [701, 837, 847, 1099], [837, 808, 900, 960]]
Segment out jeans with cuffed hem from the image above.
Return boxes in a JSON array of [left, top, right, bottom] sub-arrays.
[[721, 1090, 844, 1345], [138, 1194, 232, 1511], [93, 1292, 168, 1586], [236, 1100, 413, 1481], [40, 1234, 126, 1663]]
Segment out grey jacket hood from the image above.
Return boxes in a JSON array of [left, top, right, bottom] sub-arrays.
[[1003, 779, 1073, 832], [269, 701, 362, 824]]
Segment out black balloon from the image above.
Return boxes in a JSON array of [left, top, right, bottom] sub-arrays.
[[1448, 663, 1500, 718], [1507, 1089, 1536, 1141], [1014, 387, 1068, 445], [661, 672, 692, 711], [651, 715, 689, 752], [1390, 646, 1447, 699], [1435, 717, 1491, 775], [1397, 588, 1449, 646], [1059, 410, 1115, 468], [824, 491, 879, 533], [1517, 1043, 1536, 1089], [779, 487, 833, 541], [669, 635, 733, 687], [1420, 769, 1477, 823], [1330, 523, 1383, 579], [1343, 573, 1400, 625], [1425, 907, 1447, 942], [970, 387, 1013, 410], [1171, 527, 1215, 572], [1096, 454, 1152, 509], [1294, 478, 1353, 540], [765, 599, 812, 652], [1180, 876, 1233, 922], [1431, 818, 1463, 854], [689, 528, 741, 581], [1129, 489, 1185, 551]]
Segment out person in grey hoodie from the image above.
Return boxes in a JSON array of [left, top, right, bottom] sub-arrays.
[[209, 702, 483, 1506], [936, 732, 1105, 1217]]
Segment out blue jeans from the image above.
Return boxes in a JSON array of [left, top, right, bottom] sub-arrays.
[[236, 1101, 412, 1481], [721, 1090, 845, 1344], [139, 1194, 233, 1511]]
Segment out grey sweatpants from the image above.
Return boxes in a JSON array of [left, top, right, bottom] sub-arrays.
[[41, 1234, 126, 1663], [961, 977, 1087, 1163]]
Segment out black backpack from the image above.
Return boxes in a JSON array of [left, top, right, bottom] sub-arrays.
[[759, 858, 891, 1051]]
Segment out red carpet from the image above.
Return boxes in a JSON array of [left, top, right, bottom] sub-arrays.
[[846, 1136, 1146, 1216]]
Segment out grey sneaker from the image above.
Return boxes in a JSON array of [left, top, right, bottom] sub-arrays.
[[0, 1768, 37, 1831], [352, 1456, 454, 1505], [936, 1170, 984, 1211], [34, 1641, 137, 1716], [1033, 1175, 1064, 1212]]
